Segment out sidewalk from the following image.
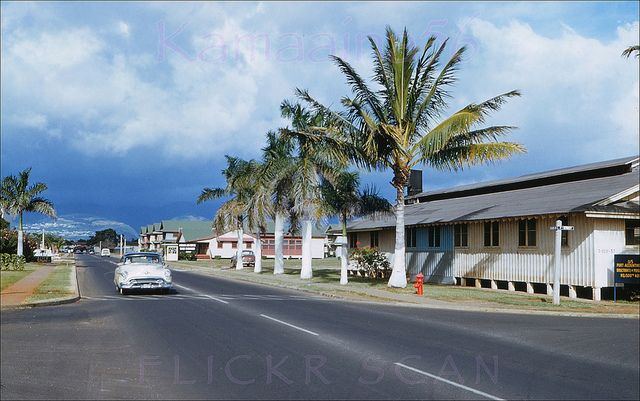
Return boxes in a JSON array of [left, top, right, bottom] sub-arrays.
[[170, 260, 640, 318], [1, 260, 79, 308]]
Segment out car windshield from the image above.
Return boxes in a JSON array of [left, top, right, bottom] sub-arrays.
[[242, 250, 253, 255], [124, 254, 161, 264]]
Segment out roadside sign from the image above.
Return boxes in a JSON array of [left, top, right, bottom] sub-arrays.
[[613, 254, 640, 302]]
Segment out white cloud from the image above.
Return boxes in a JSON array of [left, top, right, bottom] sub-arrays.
[[457, 19, 639, 162], [116, 20, 130, 38]]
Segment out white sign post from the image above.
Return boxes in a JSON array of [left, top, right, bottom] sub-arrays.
[[550, 220, 574, 305]]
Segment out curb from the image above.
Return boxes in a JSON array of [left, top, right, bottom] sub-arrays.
[[1, 262, 80, 310], [172, 266, 640, 319]]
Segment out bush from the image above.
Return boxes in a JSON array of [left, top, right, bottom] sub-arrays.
[[0, 253, 26, 271], [179, 251, 197, 261], [350, 247, 390, 279], [1, 229, 38, 260]]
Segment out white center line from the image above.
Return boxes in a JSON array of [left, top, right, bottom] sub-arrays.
[[259, 314, 319, 336], [173, 284, 229, 304], [394, 363, 504, 401]]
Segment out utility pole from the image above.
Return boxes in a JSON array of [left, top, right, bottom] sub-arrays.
[[550, 219, 574, 305]]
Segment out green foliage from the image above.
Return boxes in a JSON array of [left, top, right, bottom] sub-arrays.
[[1, 229, 37, 258], [86, 229, 118, 247], [350, 247, 390, 279], [0, 253, 26, 271], [0, 218, 9, 230], [179, 251, 197, 261]]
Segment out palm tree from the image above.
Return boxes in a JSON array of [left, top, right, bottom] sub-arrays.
[[622, 45, 639, 59], [197, 156, 259, 270], [1, 167, 56, 256], [296, 27, 525, 287], [277, 101, 344, 279], [259, 131, 297, 275], [321, 171, 392, 284]]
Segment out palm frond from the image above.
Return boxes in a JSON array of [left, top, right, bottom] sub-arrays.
[[197, 187, 226, 204]]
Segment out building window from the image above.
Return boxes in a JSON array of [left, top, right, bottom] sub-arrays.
[[625, 220, 640, 246], [370, 231, 379, 248], [349, 233, 358, 248], [231, 242, 237, 249], [454, 224, 468, 247], [484, 222, 499, 247], [428, 226, 440, 248], [406, 227, 417, 248], [217, 241, 223, 249], [244, 241, 252, 249], [518, 219, 537, 247], [560, 216, 569, 246]]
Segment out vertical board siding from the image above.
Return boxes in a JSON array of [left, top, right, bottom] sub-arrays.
[[350, 215, 617, 288], [454, 215, 596, 286]]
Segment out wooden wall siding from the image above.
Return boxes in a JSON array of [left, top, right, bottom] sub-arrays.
[[593, 219, 627, 288], [454, 215, 597, 286], [405, 251, 455, 283]]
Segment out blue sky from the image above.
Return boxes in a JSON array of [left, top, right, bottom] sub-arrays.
[[1, 1, 638, 239]]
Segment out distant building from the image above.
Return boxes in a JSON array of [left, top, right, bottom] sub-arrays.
[[140, 220, 327, 260], [344, 156, 640, 300]]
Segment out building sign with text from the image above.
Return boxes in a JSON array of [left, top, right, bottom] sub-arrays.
[[614, 254, 640, 285]]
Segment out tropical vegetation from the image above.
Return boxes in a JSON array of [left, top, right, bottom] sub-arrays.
[[320, 170, 391, 284], [0, 168, 57, 256], [294, 27, 525, 287]]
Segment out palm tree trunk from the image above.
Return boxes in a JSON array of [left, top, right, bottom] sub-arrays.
[[340, 214, 348, 285], [300, 218, 313, 279], [387, 186, 407, 288], [17, 211, 24, 257], [254, 231, 262, 273], [236, 220, 244, 270], [274, 212, 285, 274]]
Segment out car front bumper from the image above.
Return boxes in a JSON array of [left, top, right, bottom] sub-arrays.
[[119, 278, 173, 290]]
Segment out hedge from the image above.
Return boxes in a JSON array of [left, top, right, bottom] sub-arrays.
[[0, 254, 26, 271]]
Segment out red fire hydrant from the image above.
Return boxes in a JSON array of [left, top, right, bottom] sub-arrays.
[[414, 273, 424, 296]]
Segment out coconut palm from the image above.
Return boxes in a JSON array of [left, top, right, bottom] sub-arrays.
[[622, 45, 639, 59], [1, 167, 56, 256], [197, 156, 259, 270], [320, 171, 392, 284], [276, 101, 344, 279], [296, 27, 525, 287], [258, 131, 297, 275]]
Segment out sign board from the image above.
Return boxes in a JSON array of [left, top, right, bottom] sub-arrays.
[[165, 245, 179, 262], [614, 254, 640, 285], [179, 243, 196, 252]]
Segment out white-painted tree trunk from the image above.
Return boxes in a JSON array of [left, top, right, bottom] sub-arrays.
[[340, 219, 348, 285], [387, 187, 407, 288], [236, 225, 244, 270], [300, 219, 313, 279], [17, 230, 24, 256], [274, 213, 285, 274], [254, 231, 262, 273], [340, 242, 348, 285]]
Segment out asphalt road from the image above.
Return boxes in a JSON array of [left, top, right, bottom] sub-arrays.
[[1, 254, 638, 400]]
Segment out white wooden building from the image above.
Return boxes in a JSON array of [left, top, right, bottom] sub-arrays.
[[345, 156, 640, 300]]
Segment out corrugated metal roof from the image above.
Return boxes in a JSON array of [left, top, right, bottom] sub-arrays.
[[347, 170, 639, 231], [407, 155, 638, 201]]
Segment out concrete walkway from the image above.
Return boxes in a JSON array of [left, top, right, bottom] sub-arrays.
[[1, 265, 55, 306]]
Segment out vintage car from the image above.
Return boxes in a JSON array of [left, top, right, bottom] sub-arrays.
[[113, 252, 172, 295], [101, 248, 111, 257], [230, 249, 256, 268]]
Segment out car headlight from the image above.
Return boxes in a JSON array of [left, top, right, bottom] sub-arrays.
[[121, 270, 128, 279], [164, 270, 171, 278]]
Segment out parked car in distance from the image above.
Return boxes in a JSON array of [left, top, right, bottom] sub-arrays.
[[113, 252, 172, 295], [88, 249, 95, 255], [230, 250, 255, 268], [101, 248, 111, 257]]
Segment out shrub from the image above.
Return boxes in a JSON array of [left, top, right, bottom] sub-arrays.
[[350, 247, 390, 279], [0, 253, 26, 271], [178, 251, 197, 261]]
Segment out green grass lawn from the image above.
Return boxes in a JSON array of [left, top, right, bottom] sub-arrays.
[[0, 263, 40, 292], [25, 263, 75, 303], [170, 257, 639, 314]]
